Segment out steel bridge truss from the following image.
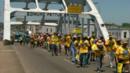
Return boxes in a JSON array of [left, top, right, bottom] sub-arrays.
[[4, 0, 109, 40]]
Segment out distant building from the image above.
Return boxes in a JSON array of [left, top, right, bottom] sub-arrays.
[[105, 24, 130, 47], [37, 25, 56, 34], [105, 24, 130, 40], [77, 23, 130, 41]]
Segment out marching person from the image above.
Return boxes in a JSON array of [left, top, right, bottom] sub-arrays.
[[65, 34, 71, 56], [70, 37, 77, 63], [105, 35, 116, 68], [122, 42, 130, 73], [116, 41, 130, 73], [50, 33, 58, 56], [95, 39, 106, 72], [83, 37, 90, 65], [89, 35, 96, 62], [79, 40, 89, 67]]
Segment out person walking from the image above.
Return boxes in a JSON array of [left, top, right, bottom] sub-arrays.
[[65, 34, 71, 56], [105, 36, 116, 68], [95, 39, 105, 72], [116, 41, 130, 73], [79, 40, 89, 67], [50, 33, 58, 56]]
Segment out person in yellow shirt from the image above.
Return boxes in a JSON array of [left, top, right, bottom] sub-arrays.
[[83, 37, 90, 65], [90, 36, 95, 46], [79, 42, 88, 67], [115, 40, 123, 73], [70, 37, 77, 63], [89, 36, 96, 62], [74, 37, 80, 63], [91, 39, 98, 61], [56, 34, 60, 55], [105, 36, 116, 68], [95, 39, 105, 72], [115, 40, 124, 73], [116, 42, 130, 73], [74, 38, 79, 50], [122, 42, 130, 73], [50, 33, 58, 56], [65, 34, 71, 56]]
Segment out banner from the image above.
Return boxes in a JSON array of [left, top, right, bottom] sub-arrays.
[[72, 28, 81, 34], [68, 4, 83, 14]]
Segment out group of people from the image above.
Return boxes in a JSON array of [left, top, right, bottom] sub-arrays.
[[16, 32, 130, 73]]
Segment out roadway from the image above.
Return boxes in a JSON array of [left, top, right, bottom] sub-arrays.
[[13, 44, 114, 73]]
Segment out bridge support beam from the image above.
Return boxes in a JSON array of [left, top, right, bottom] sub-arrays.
[[3, 0, 11, 41], [86, 0, 109, 40]]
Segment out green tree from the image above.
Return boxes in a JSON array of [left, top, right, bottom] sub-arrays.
[[122, 23, 130, 27]]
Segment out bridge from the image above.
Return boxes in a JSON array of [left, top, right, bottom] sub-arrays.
[[4, 0, 109, 41]]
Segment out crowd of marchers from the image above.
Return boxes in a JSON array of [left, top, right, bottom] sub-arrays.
[[14, 32, 130, 73]]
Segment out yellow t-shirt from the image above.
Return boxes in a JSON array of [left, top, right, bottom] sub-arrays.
[[92, 44, 98, 51], [74, 40, 78, 50], [79, 46, 88, 54], [51, 35, 58, 44], [65, 42, 70, 47], [90, 38, 94, 46], [56, 38, 60, 45], [105, 39, 116, 52], [116, 45, 124, 59], [65, 36, 71, 47], [79, 40, 83, 46], [116, 46, 130, 63]]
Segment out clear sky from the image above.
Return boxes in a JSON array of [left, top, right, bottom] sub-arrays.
[[94, 0, 130, 25], [0, 0, 130, 25]]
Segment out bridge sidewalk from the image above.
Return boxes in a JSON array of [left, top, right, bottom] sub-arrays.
[[0, 41, 25, 73]]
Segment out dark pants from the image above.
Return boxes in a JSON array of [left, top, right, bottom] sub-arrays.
[[51, 44, 58, 56], [65, 46, 70, 56], [80, 53, 87, 67], [19, 40, 23, 45], [124, 63, 130, 73], [48, 44, 51, 52], [96, 54, 104, 71]]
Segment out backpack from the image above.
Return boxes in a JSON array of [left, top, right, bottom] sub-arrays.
[[97, 44, 104, 51], [97, 44, 104, 54], [123, 49, 129, 60]]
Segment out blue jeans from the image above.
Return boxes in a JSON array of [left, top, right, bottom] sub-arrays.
[[51, 44, 58, 56], [70, 45, 76, 63], [108, 51, 115, 67], [87, 51, 92, 63]]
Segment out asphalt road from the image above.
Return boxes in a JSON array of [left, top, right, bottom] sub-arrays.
[[13, 44, 114, 73]]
